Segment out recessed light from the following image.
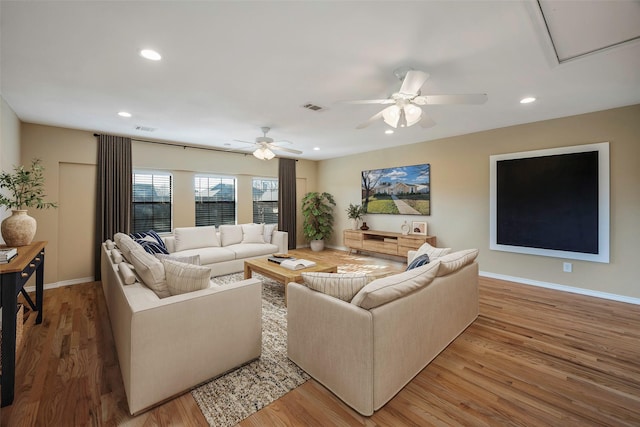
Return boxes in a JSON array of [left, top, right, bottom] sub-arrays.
[[118, 111, 132, 118], [140, 49, 162, 61], [313, 147, 320, 151], [520, 97, 536, 104], [385, 129, 394, 134]]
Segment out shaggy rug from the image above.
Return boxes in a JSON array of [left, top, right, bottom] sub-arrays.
[[191, 273, 310, 427]]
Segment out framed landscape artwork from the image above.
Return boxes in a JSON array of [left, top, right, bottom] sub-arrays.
[[361, 163, 430, 215]]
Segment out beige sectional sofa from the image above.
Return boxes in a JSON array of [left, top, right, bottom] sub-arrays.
[[287, 247, 479, 416], [162, 223, 288, 276], [100, 233, 264, 415]]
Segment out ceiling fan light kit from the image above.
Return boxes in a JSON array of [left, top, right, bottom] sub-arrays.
[[350, 67, 488, 129], [253, 146, 276, 160]]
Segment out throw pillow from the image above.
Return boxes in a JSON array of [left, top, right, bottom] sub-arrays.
[[130, 230, 165, 247], [301, 272, 369, 302], [161, 258, 212, 296], [114, 233, 143, 259], [241, 223, 265, 244], [154, 253, 201, 265], [263, 224, 277, 244], [436, 249, 479, 277], [133, 239, 170, 255], [351, 260, 441, 309], [219, 224, 243, 246], [406, 253, 430, 270], [174, 226, 220, 251], [415, 242, 452, 260], [127, 248, 171, 298]]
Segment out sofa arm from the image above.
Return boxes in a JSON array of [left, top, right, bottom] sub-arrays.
[[126, 278, 262, 414], [272, 230, 289, 253], [287, 282, 376, 416]]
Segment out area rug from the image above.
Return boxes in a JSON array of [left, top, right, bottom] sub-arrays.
[[191, 273, 310, 427]]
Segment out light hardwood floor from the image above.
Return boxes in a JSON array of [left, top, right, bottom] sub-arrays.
[[2, 249, 639, 426]]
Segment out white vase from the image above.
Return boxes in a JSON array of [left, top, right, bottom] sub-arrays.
[[352, 218, 359, 230], [310, 239, 325, 252], [1, 209, 37, 247]]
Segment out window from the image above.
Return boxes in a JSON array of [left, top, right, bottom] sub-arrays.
[[252, 178, 278, 224], [195, 175, 236, 226], [131, 172, 172, 233]]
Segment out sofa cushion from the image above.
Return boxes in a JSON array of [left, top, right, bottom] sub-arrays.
[[173, 247, 236, 265], [154, 253, 201, 265], [174, 226, 220, 251], [219, 224, 243, 246], [301, 272, 369, 302], [351, 260, 441, 309], [263, 224, 277, 244], [161, 258, 212, 295], [415, 242, 451, 260], [127, 248, 171, 298], [436, 249, 479, 277], [241, 223, 265, 244], [227, 243, 279, 259], [114, 233, 143, 259], [406, 253, 430, 270]]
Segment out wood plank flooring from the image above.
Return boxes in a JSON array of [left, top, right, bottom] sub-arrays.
[[2, 248, 639, 426]]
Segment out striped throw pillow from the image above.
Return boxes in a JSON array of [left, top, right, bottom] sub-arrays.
[[130, 230, 169, 255], [301, 272, 369, 302], [161, 258, 212, 296], [406, 253, 430, 270]]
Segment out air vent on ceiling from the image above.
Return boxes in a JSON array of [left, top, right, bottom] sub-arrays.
[[135, 125, 156, 132], [302, 103, 324, 112]]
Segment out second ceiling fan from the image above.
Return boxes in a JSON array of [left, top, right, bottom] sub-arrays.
[[346, 67, 488, 129], [234, 127, 302, 160]]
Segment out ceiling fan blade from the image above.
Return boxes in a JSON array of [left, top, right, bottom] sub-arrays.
[[269, 145, 302, 154], [341, 99, 395, 105], [421, 94, 488, 105], [356, 110, 385, 129], [419, 113, 437, 128], [233, 139, 256, 145], [399, 70, 429, 95]]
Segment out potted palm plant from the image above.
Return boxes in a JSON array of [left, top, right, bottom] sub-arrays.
[[346, 203, 364, 230], [0, 159, 57, 246], [301, 191, 336, 251]]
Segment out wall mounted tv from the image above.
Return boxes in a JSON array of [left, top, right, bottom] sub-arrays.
[[489, 142, 609, 263]]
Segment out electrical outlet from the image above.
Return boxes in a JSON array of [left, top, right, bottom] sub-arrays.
[[563, 262, 572, 273]]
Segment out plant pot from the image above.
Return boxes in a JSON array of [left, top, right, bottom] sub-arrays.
[[352, 219, 359, 230], [1, 209, 37, 247], [309, 239, 325, 252]]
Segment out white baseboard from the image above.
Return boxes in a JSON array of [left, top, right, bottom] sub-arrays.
[[480, 271, 640, 306], [24, 276, 95, 293]]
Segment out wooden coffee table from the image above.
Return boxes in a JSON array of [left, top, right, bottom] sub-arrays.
[[244, 257, 337, 305]]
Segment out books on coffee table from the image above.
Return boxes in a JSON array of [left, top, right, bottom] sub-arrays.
[[280, 258, 316, 270]]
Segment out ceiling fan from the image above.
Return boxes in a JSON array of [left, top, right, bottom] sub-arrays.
[[346, 67, 488, 129], [234, 127, 302, 160]]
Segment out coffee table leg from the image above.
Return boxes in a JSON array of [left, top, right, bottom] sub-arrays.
[[244, 264, 252, 280]]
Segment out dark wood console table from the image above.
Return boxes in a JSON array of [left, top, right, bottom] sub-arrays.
[[0, 241, 46, 407]]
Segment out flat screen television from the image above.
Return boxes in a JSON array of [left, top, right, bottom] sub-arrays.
[[489, 142, 609, 263]]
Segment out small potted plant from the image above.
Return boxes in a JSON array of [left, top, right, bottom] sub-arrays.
[[346, 203, 364, 230], [301, 191, 336, 251], [0, 159, 57, 246]]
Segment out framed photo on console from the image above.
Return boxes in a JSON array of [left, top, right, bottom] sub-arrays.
[[411, 221, 427, 235]]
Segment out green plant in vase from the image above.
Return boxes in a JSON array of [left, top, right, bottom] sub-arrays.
[[301, 191, 336, 251], [346, 203, 364, 230], [0, 159, 57, 246]]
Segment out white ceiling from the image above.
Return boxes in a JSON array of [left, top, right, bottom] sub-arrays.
[[1, 1, 639, 161]]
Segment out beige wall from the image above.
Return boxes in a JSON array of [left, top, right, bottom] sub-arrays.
[[319, 104, 640, 299], [0, 96, 21, 235], [21, 124, 318, 284]]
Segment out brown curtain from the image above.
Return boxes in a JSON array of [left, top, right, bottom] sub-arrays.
[[94, 134, 132, 280], [278, 158, 297, 249]]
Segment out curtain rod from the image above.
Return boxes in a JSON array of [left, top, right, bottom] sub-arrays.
[[93, 133, 298, 161]]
